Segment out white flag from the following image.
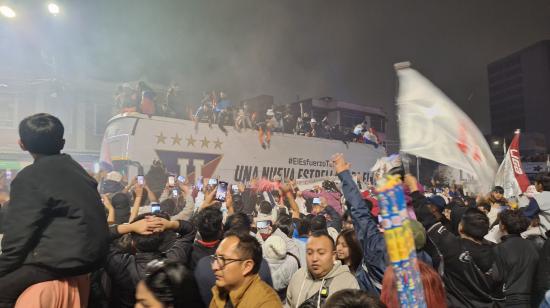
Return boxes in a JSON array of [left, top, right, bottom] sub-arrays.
[[494, 131, 530, 198], [396, 65, 498, 193]]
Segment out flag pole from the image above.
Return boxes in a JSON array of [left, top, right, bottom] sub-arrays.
[[395, 61, 412, 176], [416, 156, 420, 180]]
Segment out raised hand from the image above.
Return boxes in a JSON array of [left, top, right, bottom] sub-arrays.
[[331, 153, 351, 174], [403, 174, 419, 193], [130, 216, 164, 235]]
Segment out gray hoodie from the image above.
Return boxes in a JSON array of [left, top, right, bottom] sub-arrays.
[[285, 262, 359, 308], [535, 191, 550, 232]]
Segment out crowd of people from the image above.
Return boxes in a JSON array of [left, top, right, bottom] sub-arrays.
[[113, 82, 382, 149], [1, 113, 550, 308]]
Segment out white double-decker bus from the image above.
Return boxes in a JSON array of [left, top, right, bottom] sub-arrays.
[[99, 113, 386, 182]]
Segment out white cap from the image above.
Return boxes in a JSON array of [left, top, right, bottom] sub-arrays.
[[310, 118, 317, 123], [266, 109, 274, 116]]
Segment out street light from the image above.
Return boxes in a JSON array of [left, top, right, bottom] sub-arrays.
[[493, 140, 500, 146], [47, 2, 60, 15], [0, 5, 16, 18]]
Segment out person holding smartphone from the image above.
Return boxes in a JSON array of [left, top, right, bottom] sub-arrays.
[[215, 181, 228, 202]]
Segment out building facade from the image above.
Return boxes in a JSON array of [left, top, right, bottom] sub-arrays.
[[488, 40, 550, 153], [0, 76, 115, 173]]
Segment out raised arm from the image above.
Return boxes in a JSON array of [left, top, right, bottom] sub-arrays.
[[403, 174, 461, 259], [155, 218, 197, 264], [332, 153, 386, 293], [128, 184, 144, 222], [102, 194, 116, 225], [171, 182, 195, 221], [199, 186, 218, 211], [281, 183, 301, 219], [145, 183, 158, 203], [300, 189, 320, 199]]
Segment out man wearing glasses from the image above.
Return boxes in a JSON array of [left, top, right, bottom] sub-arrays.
[[210, 231, 282, 308]]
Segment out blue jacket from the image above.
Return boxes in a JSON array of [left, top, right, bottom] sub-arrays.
[[338, 170, 387, 294], [522, 197, 540, 220], [214, 99, 232, 112]]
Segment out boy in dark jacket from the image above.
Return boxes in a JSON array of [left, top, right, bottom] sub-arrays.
[[404, 174, 504, 308], [0, 113, 109, 307], [494, 210, 539, 307]]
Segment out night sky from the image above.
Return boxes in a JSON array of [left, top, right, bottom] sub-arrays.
[[2, 0, 550, 141]]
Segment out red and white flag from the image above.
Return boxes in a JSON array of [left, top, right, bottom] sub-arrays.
[[494, 130, 530, 198], [395, 63, 498, 193]]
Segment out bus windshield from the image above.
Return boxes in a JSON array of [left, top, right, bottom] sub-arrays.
[[104, 117, 137, 139]]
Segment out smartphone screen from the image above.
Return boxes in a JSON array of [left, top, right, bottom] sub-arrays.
[[231, 184, 239, 193], [215, 181, 228, 202], [177, 175, 185, 183], [151, 203, 161, 213], [5, 170, 12, 181], [172, 188, 178, 198], [312, 197, 321, 205], [257, 220, 271, 229], [168, 176, 175, 186], [208, 178, 218, 186], [137, 175, 144, 185]]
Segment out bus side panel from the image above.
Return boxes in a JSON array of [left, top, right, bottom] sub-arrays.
[[116, 117, 386, 183]]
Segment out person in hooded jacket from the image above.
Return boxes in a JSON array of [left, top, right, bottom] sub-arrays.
[[110, 192, 131, 225], [285, 232, 359, 308], [263, 235, 300, 302]]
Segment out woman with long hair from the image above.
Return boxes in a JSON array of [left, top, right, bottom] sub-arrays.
[[336, 229, 363, 274], [380, 260, 447, 308]]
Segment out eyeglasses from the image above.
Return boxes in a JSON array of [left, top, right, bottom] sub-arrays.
[[209, 254, 247, 269]]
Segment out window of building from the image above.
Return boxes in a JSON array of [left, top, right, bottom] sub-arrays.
[[369, 115, 386, 133], [0, 93, 18, 129], [340, 110, 366, 128]]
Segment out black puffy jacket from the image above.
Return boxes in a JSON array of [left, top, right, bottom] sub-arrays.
[[0, 154, 109, 277], [494, 234, 539, 307], [411, 191, 504, 308], [534, 238, 550, 305]]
